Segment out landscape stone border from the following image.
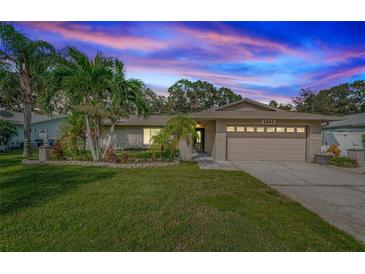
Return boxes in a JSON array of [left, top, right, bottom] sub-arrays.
[[22, 159, 180, 169]]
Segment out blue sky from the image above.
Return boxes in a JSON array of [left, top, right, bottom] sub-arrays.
[[13, 21, 365, 103]]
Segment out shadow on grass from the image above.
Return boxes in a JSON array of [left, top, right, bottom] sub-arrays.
[[0, 154, 119, 214]]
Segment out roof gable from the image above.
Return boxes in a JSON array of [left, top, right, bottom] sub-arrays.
[[212, 98, 280, 112]]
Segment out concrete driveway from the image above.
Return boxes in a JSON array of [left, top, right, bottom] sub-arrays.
[[230, 161, 365, 244]]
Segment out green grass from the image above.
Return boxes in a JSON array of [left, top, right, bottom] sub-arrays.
[[0, 151, 364, 251]]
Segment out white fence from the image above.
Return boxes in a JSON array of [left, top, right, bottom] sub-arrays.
[[321, 131, 364, 156]]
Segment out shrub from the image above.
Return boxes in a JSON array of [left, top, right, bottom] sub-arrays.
[[75, 150, 92, 161], [51, 140, 65, 160], [119, 151, 128, 163], [0, 120, 17, 147], [104, 144, 119, 163], [329, 156, 358, 168], [151, 129, 175, 160], [326, 144, 341, 156], [126, 150, 157, 159], [362, 133, 365, 149], [59, 112, 87, 159]]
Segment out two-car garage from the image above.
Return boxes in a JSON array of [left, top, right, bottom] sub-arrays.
[[226, 125, 307, 161], [192, 98, 335, 163]]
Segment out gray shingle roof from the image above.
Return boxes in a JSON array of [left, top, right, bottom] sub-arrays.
[[114, 115, 169, 126], [323, 113, 365, 128], [211, 98, 282, 112], [0, 110, 65, 125], [112, 110, 340, 127], [191, 110, 341, 121]]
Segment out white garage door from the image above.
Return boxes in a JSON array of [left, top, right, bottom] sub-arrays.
[[227, 138, 306, 161]]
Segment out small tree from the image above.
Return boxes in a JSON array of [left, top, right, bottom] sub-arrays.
[[362, 133, 365, 149], [0, 120, 17, 150]]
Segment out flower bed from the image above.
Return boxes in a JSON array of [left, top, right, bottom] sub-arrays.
[[23, 159, 179, 168], [48, 146, 176, 164]]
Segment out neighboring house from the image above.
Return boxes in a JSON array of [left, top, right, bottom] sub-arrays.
[[0, 110, 66, 151], [109, 98, 339, 162], [322, 113, 365, 156]]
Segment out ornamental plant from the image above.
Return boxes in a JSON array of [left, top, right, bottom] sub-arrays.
[[51, 140, 65, 160], [326, 144, 341, 157], [104, 144, 119, 163]]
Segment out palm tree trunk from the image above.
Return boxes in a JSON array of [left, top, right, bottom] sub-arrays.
[[21, 74, 32, 159], [85, 113, 97, 161], [95, 117, 100, 161], [102, 122, 115, 159]]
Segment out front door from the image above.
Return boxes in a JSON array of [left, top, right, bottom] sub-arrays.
[[194, 128, 205, 152]]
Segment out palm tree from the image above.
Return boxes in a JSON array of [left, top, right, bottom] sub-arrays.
[[0, 23, 56, 158], [101, 61, 149, 159], [53, 47, 114, 161], [0, 66, 23, 112], [151, 115, 197, 160], [165, 115, 197, 150]]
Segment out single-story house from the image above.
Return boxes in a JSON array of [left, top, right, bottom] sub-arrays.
[[0, 110, 66, 151], [322, 113, 365, 156], [1, 98, 340, 161], [110, 98, 339, 162]]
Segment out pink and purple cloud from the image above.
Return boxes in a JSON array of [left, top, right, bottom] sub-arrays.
[[13, 21, 365, 103]]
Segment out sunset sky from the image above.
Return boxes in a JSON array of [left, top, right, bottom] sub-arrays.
[[13, 21, 365, 103]]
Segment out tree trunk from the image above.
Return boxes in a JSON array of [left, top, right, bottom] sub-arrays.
[[94, 117, 100, 161], [85, 113, 97, 161], [101, 122, 115, 159], [21, 72, 32, 159]]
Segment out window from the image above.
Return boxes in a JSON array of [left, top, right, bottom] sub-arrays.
[[267, 127, 275, 132], [296, 127, 305, 133], [236, 126, 245, 132], [143, 128, 161, 145], [276, 127, 285, 133], [286, 127, 295, 133], [256, 127, 265, 132], [246, 127, 255, 132], [226, 126, 235, 132]]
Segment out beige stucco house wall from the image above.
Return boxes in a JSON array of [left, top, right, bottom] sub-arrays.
[[102, 98, 339, 162]]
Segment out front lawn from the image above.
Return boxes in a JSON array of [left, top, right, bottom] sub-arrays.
[[0, 151, 364, 251]]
